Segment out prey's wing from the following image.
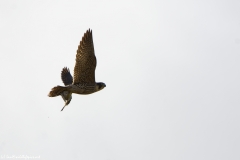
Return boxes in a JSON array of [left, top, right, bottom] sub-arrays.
[[61, 67, 73, 85], [73, 29, 96, 85]]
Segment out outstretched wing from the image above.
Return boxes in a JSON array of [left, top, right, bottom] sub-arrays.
[[73, 29, 96, 84], [61, 67, 73, 85]]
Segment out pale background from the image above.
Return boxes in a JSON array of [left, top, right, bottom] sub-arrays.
[[0, 0, 240, 159]]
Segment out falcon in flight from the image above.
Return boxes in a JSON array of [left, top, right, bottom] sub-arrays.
[[48, 29, 106, 111]]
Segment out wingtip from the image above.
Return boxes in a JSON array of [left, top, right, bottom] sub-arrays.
[[62, 67, 70, 73], [87, 28, 92, 34]]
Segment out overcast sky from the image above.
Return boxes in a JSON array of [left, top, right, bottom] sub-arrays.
[[0, 0, 240, 160]]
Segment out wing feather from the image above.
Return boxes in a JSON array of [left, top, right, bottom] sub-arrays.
[[73, 29, 96, 84], [61, 67, 73, 85]]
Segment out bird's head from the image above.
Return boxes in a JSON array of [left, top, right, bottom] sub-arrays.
[[96, 82, 106, 91]]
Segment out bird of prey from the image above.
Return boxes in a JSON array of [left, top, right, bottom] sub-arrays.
[[48, 29, 106, 111]]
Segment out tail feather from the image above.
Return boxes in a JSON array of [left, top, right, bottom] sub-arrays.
[[48, 86, 68, 97]]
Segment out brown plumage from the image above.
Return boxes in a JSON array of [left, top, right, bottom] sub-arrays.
[[49, 86, 68, 97], [48, 29, 106, 111], [74, 29, 96, 85]]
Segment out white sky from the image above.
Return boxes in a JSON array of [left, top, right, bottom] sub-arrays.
[[0, 0, 240, 159]]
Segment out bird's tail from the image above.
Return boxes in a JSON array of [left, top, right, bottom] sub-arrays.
[[48, 86, 68, 97]]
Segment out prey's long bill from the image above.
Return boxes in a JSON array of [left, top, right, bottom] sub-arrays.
[[61, 103, 67, 111]]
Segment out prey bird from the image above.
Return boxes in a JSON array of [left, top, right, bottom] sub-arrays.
[[48, 29, 106, 111]]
